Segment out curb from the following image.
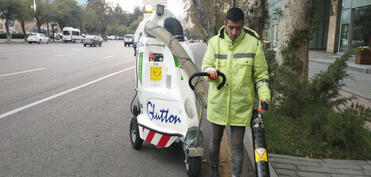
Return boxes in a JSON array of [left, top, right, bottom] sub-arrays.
[[310, 59, 371, 74]]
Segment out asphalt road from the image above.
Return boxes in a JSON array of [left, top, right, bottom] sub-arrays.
[[0, 41, 213, 177]]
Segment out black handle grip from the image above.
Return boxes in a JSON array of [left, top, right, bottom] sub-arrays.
[[188, 71, 226, 90], [261, 101, 268, 111]]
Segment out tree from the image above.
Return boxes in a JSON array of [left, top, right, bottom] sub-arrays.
[[34, 0, 52, 33], [275, 0, 314, 81], [15, 0, 34, 40], [186, 0, 231, 40], [127, 7, 143, 26], [85, 0, 110, 35], [0, 0, 21, 41], [52, 0, 84, 30], [237, 0, 267, 38]]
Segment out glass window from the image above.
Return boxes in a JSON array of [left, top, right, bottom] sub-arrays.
[[351, 5, 371, 48], [339, 9, 350, 52], [72, 31, 79, 35], [343, 0, 351, 9], [63, 31, 70, 35]]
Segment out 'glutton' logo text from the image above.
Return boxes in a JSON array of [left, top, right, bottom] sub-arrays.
[[147, 101, 181, 124]]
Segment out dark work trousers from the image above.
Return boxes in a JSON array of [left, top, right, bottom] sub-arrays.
[[209, 122, 246, 177]]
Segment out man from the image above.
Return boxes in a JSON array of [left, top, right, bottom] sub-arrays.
[[201, 7, 270, 177]]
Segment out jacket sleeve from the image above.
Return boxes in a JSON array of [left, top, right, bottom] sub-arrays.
[[201, 39, 217, 82], [253, 41, 271, 102]]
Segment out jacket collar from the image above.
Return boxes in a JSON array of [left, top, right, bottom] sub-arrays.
[[218, 26, 246, 45]]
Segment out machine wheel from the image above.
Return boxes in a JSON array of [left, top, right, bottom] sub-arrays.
[[185, 157, 201, 177], [130, 117, 143, 150], [164, 17, 184, 42]]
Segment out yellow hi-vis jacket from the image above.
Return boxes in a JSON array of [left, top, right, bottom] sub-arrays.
[[201, 26, 271, 126]]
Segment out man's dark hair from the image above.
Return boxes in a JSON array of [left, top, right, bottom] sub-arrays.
[[226, 7, 244, 22]]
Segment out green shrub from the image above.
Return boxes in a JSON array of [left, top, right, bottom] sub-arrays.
[[263, 48, 371, 160], [0, 33, 25, 39]]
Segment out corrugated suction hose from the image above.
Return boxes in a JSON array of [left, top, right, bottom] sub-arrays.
[[144, 20, 209, 107]]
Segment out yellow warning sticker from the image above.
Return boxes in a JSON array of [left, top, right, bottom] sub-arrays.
[[255, 148, 268, 162], [150, 66, 162, 81]]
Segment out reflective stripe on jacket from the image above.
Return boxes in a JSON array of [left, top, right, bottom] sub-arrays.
[[201, 26, 271, 126]]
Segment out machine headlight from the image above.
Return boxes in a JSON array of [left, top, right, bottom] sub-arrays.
[[184, 98, 196, 119]]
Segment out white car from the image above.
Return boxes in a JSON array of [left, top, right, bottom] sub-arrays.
[[27, 33, 49, 44]]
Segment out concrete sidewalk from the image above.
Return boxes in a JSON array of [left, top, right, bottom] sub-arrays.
[[309, 50, 371, 103]]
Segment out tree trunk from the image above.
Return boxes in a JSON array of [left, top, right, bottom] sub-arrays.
[[5, 19, 11, 42], [246, 0, 266, 38], [275, 0, 314, 81], [46, 19, 49, 33], [36, 17, 41, 33], [21, 21, 27, 41], [191, 0, 215, 40]]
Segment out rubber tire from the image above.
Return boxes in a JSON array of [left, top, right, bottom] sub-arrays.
[[28, 42, 32, 44], [185, 157, 201, 177], [130, 117, 143, 150], [84, 44, 86, 47], [164, 17, 185, 42]]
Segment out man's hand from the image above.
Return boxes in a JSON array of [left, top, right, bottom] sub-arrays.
[[205, 68, 219, 80], [258, 99, 268, 113]]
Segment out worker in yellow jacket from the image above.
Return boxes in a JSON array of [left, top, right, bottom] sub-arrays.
[[201, 7, 271, 177]]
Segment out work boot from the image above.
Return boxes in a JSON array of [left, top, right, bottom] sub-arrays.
[[211, 165, 219, 177]]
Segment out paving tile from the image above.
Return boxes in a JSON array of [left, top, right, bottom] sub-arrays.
[[364, 169, 371, 176], [330, 169, 366, 176], [270, 158, 321, 167], [329, 175, 351, 177], [361, 165, 371, 171], [322, 159, 369, 166], [271, 163, 297, 170], [269, 154, 322, 162], [330, 175, 367, 177], [275, 169, 298, 176], [321, 163, 363, 170], [298, 171, 330, 177], [297, 166, 334, 174]]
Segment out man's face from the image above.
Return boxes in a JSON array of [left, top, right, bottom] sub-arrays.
[[224, 20, 243, 41]]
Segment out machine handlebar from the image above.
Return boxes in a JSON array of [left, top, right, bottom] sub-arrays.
[[188, 72, 226, 90]]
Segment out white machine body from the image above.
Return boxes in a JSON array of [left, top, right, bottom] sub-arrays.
[[134, 9, 199, 148]]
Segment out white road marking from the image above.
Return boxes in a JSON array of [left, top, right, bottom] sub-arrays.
[[0, 68, 46, 77], [56, 53, 75, 57], [102, 55, 116, 59], [5, 52, 28, 56], [0, 66, 135, 119]]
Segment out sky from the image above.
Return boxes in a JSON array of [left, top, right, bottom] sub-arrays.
[[105, 0, 186, 19]]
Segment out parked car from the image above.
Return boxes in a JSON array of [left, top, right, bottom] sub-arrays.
[[124, 34, 134, 47], [27, 33, 49, 44], [83, 35, 103, 47]]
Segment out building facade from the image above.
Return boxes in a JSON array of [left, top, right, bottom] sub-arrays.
[[267, 0, 371, 53]]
